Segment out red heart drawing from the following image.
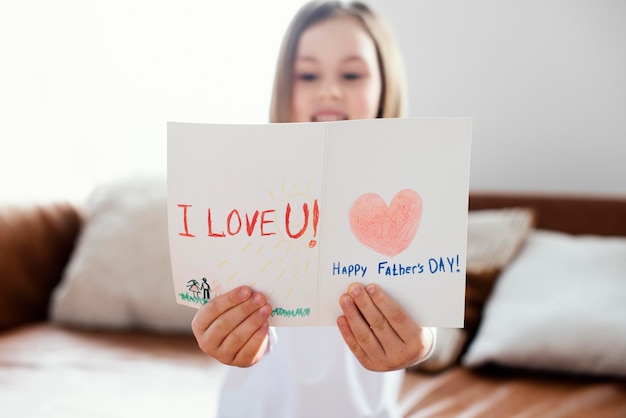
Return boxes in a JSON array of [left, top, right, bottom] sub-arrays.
[[349, 189, 423, 257]]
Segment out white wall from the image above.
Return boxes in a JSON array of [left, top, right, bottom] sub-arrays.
[[0, 0, 306, 202], [370, 0, 626, 196], [2, 0, 624, 202]]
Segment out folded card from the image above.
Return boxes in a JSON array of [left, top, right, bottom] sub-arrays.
[[167, 118, 472, 326]]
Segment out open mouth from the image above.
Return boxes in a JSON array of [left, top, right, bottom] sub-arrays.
[[312, 113, 348, 122]]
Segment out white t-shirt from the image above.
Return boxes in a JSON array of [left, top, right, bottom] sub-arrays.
[[216, 326, 435, 418]]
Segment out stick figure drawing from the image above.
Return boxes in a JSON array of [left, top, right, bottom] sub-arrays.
[[186, 279, 201, 298], [200, 277, 211, 300]]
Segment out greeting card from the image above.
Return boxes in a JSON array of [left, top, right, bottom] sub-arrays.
[[167, 118, 472, 326]]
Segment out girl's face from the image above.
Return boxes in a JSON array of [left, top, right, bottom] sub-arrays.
[[291, 16, 382, 122]]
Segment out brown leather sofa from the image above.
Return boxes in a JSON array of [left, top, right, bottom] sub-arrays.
[[1, 192, 625, 417]]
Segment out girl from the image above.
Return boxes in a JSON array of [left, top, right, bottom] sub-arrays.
[[192, 2, 435, 417]]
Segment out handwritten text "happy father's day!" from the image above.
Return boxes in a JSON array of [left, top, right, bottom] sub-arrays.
[[332, 256, 462, 278]]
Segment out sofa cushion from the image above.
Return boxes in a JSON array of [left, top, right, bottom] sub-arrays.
[[462, 229, 626, 377], [400, 364, 626, 417], [0, 323, 226, 416], [50, 177, 196, 333], [0, 203, 82, 331]]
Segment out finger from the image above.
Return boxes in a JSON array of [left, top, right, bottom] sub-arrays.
[[363, 283, 418, 343], [347, 283, 400, 342], [194, 290, 268, 357], [339, 291, 384, 358], [337, 313, 373, 369], [364, 284, 429, 367], [209, 291, 268, 338], [231, 317, 271, 367], [220, 301, 272, 362], [191, 286, 252, 333]]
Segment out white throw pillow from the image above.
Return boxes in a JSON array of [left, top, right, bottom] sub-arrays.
[[462, 229, 626, 377], [50, 176, 196, 333], [412, 207, 535, 373]]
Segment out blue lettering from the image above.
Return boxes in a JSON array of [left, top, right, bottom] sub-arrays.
[[332, 262, 367, 278], [333, 262, 341, 275], [428, 257, 447, 274], [377, 261, 422, 276], [447, 257, 455, 272]]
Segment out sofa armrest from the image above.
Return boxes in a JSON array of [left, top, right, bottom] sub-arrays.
[[0, 203, 82, 331], [469, 191, 626, 237]]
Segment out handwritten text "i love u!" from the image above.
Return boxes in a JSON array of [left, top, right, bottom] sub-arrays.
[[175, 200, 320, 245]]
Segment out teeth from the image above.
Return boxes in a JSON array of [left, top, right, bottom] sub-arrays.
[[314, 114, 346, 122]]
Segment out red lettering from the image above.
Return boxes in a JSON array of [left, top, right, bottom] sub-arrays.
[[260, 210, 276, 236], [227, 209, 242, 235], [313, 199, 319, 237], [207, 208, 225, 237], [197, 199, 319, 239], [177, 204, 196, 237], [245, 211, 260, 236], [285, 202, 309, 239]]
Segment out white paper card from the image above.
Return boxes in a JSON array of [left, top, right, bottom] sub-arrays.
[[167, 118, 472, 326]]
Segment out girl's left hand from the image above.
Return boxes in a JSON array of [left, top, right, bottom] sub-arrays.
[[337, 283, 433, 372]]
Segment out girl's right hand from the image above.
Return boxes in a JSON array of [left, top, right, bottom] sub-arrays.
[[191, 286, 272, 368]]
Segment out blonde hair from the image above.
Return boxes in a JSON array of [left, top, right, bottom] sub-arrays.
[[269, 1, 407, 122]]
